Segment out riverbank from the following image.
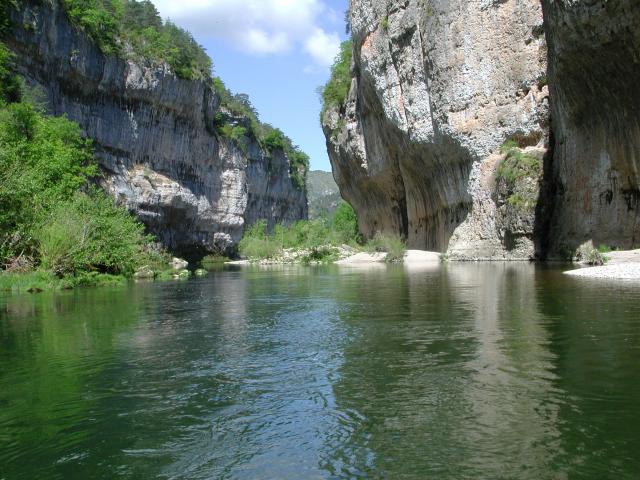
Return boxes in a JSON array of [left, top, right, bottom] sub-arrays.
[[564, 249, 640, 279], [226, 248, 442, 266], [0, 257, 210, 295]]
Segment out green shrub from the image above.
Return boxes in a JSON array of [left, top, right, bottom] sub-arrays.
[[321, 40, 353, 114], [238, 202, 362, 261], [380, 16, 389, 31], [238, 220, 282, 260], [62, 0, 123, 55], [367, 233, 406, 263], [35, 190, 151, 276], [0, 42, 21, 104], [58, 0, 211, 79], [332, 201, 360, 244], [496, 142, 541, 185], [263, 128, 287, 151], [0, 100, 96, 261]]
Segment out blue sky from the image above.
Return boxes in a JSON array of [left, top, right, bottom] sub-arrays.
[[153, 0, 349, 172]]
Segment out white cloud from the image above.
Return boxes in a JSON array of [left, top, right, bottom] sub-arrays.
[[304, 28, 341, 67], [152, 0, 341, 67]]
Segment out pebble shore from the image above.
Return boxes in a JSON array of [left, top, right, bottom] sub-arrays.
[[564, 263, 640, 280]]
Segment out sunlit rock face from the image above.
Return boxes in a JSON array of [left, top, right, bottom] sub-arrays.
[[540, 0, 640, 255], [5, 0, 307, 257], [324, 0, 640, 259], [323, 0, 549, 260]]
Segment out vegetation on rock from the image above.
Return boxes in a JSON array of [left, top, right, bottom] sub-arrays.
[[321, 40, 353, 114], [496, 140, 542, 209], [0, 41, 169, 291], [60, 0, 211, 80], [212, 77, 309, 190]]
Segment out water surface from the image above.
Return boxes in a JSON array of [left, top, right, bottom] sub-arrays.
[[1, 263, 639, 479]]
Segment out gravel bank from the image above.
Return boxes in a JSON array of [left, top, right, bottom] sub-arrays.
[[564, 263, 640, 280]]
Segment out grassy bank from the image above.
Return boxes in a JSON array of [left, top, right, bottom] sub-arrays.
[[238, 201, 406, 264]]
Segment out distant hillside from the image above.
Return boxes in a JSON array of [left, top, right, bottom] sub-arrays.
[[307, 170, 341, 219]]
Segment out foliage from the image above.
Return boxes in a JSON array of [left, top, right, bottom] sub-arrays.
[[0, 42, 21, 104], [366, 233, 406, 263], [498, 139, 542, 182], [0, 100, 96, 261], [597, 244, 613, 253], [219, 124, 247, 142], [238, 201, 362, 261], [35, 190, 151, 276], [380, 16, 389, 31], [263, 128, 287, 151], [60, 0, 211, 79], [321, 40, 353, 114], [212, 77, 261, 137], [332, 201, 361, 244], [61, 0, 123, 55], [238, 220, 282, 260]]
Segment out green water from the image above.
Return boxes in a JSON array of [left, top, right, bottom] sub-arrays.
[[1, 263, 639, 479]]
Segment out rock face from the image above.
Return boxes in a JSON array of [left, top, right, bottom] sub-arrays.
[[5, 0, 307, 257], [541, 0, 640, 255], [323, 0, 640, 259]]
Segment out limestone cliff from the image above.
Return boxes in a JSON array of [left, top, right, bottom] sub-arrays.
[[541, 0, 640, 255], [323, 0, 640, 259], [4, 0, 307, 257]]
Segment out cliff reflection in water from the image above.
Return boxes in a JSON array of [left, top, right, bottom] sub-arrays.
[[1, 264, 639, 479]]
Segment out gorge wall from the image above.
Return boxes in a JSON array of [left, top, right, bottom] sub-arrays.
[[323, 0, 640, 259], [4, 0, 307, 258]]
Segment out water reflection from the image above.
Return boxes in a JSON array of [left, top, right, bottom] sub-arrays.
[[0, 265, 639, 479]]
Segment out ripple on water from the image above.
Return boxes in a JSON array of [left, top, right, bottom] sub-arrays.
[[0, 264, 639, 478]]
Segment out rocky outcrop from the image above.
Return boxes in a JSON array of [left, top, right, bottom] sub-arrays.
[[323, 0, 549, 260], [323, 0, 640, 259], [4, 0, 307, 257], [541, 0, 640, 255]]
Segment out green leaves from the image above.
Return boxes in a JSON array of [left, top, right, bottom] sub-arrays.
[[321, 40, 353, 114], [0, 101, 96, 260], [60, 0, 212, 79], [36, 190, 150, 276]]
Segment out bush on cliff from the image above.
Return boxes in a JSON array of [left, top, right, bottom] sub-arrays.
[[321, 40, 353, 114], [60, 0, 211, 80]]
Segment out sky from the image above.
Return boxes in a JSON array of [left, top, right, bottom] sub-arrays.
[[152, 0, 349, 172]]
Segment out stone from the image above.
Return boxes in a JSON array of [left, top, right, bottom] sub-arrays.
[[323, 0, 640, 260], [133, 266, 155, 279], [172, 257, 189, 270], [335, 252, 388, 264], [5, 0, 307, 257], [403, 250, 441, 264]]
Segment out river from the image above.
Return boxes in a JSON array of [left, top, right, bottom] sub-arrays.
[[1, 263, 639, 479]]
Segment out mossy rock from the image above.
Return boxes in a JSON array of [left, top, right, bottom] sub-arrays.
[[194, 269, 207, 277], [173, 269, 191, 280]]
